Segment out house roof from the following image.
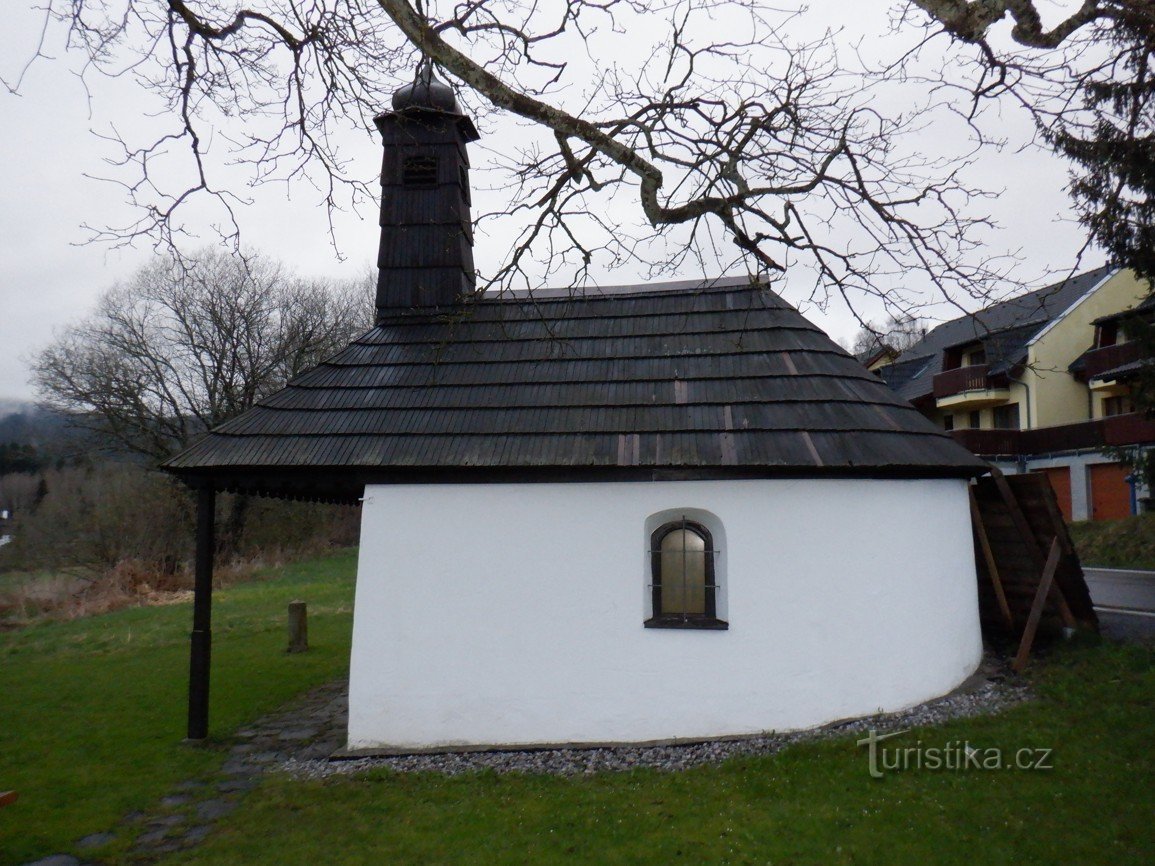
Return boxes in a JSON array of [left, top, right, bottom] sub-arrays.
[[879, 266, 1116, 403], [861, 344, 900, 369], [1088, 358, 1153, 383], [1092, 289, 1155, 326], [163, 277, 987, 502]]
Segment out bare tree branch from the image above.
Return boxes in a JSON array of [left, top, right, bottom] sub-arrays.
[[895, 1, 1154, 285], [15, 0, 1043, 320]]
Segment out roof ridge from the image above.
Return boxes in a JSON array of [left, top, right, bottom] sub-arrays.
[[279, 372, 896, 391], [243, 396, 918, 413], [348, 322, 824, 348], [194, 426, 958, 440], [310, 347, 848, 370], [484, 276, 767, 301], [368, 306, 804, 331]]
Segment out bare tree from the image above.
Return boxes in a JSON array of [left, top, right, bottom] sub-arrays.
[[32, 248, 373, 460], [9, 0, 1034, 323], [898, 2, 1154, 283], [907, 1, 1143, 50], [851, 313, 928, 360]]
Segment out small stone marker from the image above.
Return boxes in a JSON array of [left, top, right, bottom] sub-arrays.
[[287, 601, 308, 653]]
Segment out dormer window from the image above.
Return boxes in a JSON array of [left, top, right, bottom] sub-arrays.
[[402, 155, 438, 187], [945, 343, 986, 370], [963, 347, 986, 367]]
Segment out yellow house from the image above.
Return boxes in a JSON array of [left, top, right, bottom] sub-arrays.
[[861, 345, 901, 372], [879, 267, 1154, 522]]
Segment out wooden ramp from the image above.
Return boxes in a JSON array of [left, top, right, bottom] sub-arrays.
[[970, 469, 1098, 667]]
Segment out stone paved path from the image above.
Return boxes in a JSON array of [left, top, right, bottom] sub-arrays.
[[24, 679, 348, 866]]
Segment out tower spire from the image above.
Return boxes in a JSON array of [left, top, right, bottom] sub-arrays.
[[373, 64, 480, 317]]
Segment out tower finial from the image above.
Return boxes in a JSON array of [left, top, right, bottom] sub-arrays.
[[392, 59, 459, 113]]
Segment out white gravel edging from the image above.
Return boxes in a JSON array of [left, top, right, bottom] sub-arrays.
[[280, 672, 1029, 780]]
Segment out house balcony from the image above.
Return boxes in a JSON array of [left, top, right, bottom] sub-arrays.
[[1076, 341, 1145, 384], [949, 412, 1155, 458], [932, 364, 1011, 409], [1091, 378, 1131, 396]]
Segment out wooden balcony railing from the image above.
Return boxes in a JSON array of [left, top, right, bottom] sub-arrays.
[[949, 428, 1022, 457], [949, 412, 1155, 457], [932, 364, 1001, 399], [1077, 341, 1145, 381]]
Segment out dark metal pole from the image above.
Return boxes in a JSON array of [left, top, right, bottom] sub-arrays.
[[187, 485, 215, 740]]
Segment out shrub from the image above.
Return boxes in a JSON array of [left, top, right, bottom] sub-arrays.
[[0, 462, 360, 623]]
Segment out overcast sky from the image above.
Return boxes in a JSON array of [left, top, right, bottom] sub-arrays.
[[0, 1, 1102, 402]]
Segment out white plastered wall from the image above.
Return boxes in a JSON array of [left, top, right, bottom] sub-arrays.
[[347, 477, 982, 750]]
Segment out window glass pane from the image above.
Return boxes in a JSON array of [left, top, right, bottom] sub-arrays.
[[659, 528, 706, 615], [993, 403, 1020, 430]]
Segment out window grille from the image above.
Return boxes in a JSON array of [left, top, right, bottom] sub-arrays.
[[646, 515, 726, 629]]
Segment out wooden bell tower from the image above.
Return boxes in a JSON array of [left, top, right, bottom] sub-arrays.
[[374, 62, 480, 316]]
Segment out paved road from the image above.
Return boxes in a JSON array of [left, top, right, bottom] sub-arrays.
[[1083, 568, 1155, 640]]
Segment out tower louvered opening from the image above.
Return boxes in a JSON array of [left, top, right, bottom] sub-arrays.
[[402, 155, 438, 187]]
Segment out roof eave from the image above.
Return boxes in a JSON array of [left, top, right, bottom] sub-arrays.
[[165, 461, 990, 503]]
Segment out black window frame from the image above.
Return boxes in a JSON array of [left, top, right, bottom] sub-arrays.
[[992, 403, 1021, 430], [1103, 394, 1134, 417], [645, 519, 728, 630]]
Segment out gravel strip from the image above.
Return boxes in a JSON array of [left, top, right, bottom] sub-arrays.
[[280, 664, 1029, 780]]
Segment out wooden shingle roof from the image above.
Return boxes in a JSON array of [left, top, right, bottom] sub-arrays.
[[163, 277, 987, 501]]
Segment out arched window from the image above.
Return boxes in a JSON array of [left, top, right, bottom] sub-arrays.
[[646, 518, 727, 630]]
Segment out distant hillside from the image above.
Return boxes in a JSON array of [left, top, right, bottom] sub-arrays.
[[0, 399, 36, 419], [0, 405, 97, 473], [0, 407, 67, 445]]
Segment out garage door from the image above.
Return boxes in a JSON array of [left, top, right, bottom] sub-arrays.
[[1032, 467, 1072, 523], [1089, 463, 1133, 521]]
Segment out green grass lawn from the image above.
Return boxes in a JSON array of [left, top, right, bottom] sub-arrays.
[[1070, 512, 1155, 569], [164, 638, 1155, 866], [2, 549, 1154, 865], [0, 548, 358, 864]]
